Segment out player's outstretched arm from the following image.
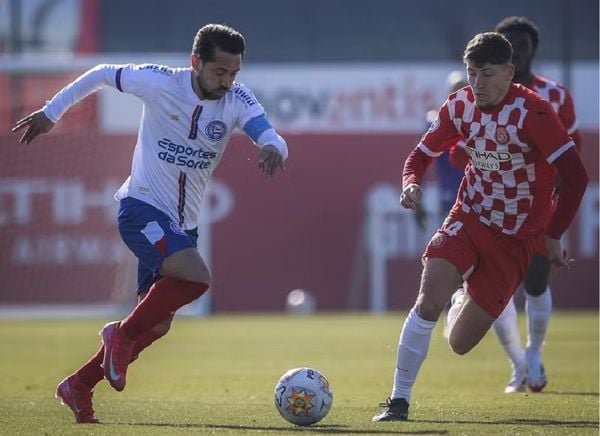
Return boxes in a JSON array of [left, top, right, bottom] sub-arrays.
[[258, 144, 285, 177], [11, 109, 55, 145]]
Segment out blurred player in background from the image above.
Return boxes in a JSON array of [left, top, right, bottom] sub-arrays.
[[372, 32, 588, 422], [490, 16, 583, 394], [12, 23, 288, 424]]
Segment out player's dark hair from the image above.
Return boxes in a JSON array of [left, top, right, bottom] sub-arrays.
[[192, 24, 245, 61], [463, 32, 513, 67], [494, 16, 540, 52]]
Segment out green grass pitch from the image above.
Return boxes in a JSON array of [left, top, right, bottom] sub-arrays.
[[0, 312, 597, 435]]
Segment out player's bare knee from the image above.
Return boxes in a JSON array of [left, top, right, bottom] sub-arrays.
[[415, 297, 444, 322], [160, 248, 212, 285], [448, 335, 474, 355], [188, 265, 212, 286]]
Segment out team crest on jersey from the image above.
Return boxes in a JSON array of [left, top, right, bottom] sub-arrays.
[[494, 126, 509, 144], [205, 120, 228, 141]]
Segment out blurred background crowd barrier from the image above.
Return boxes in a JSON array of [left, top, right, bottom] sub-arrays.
[[0, 0, 597, 314]]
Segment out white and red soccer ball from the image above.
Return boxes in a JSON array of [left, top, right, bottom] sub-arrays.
[[274, 367, 333, 426]]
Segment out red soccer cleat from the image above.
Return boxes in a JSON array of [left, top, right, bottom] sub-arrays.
[[55, 374, 101, 424], [100, 321, 134, 392]]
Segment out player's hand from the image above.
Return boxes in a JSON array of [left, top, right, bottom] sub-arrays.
[[400, 184, 422, 210], [12, 109, 55, 144], [544, 235, 573, 268], [258, 144, 284, 177]]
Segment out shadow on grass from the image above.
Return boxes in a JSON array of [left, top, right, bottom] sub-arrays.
[[543, 390, 599, 397], [416, 418, 598, 429], [123, 422, 448, 434]]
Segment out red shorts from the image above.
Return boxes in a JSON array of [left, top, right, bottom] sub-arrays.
[[423, 210, 545, 318]]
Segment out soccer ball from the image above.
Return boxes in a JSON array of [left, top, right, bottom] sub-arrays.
[[274, 367, 333, 426]]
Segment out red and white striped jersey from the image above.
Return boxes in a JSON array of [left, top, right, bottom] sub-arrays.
[[419, 83, 575, 239]]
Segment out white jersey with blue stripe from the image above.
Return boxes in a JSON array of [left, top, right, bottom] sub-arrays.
[[43, 63, 286, 230]]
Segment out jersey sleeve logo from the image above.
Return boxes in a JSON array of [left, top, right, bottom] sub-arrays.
[[205, 120, 228, 141], [233, 85, 257, 107], [138, 64, 175, 75]]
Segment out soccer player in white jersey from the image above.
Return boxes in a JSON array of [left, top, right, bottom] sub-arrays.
[[490, 16, 583, 394], [12, 23, 288, 424], [372, 32, 588, 422]]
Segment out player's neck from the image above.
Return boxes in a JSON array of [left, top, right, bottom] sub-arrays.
[[513, 72, 534, 86]]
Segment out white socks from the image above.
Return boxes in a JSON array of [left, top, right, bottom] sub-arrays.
[[493, 297, 525, 371], [525, 287, 552, 355], [391, 308, 436, 401]]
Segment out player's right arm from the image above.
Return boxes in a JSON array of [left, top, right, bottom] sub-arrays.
[[12, 109, 55, 144], [11, 64, 131, 144], [401, 102, 460, 210]]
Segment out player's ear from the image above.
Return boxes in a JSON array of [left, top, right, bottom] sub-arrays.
[[191, 54, 202, 71], [506, 63, 515, 81]]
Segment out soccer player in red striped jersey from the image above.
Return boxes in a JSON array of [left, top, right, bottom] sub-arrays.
[[490, 16, 583, 394], [373, 32, 587, 422], [12, 24, 288, 424]]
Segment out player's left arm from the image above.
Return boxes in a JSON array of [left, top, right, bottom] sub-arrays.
[[235, 84, 288, 177], [527, 100, 589, 267], [558, 88, 582, 152], [242, 114, 288, 178], [545, 148, 588, 267]]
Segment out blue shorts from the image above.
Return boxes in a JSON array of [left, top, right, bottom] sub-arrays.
[[117, 197, 198, 294]]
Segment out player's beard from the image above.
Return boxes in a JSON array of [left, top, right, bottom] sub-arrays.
[[195, 73, 228, 100]]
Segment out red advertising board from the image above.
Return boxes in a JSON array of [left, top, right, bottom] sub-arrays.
[[0, 130, 597, 310], [0, 69, 597, 311]]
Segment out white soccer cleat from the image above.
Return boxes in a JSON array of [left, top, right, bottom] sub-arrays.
[[504, 366, 527, 393], [525, 348, 547, 392]]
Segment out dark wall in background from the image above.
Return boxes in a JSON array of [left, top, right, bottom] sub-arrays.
[[100, 0, 599, 61]]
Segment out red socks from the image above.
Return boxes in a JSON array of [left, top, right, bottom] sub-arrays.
[[120, 277, 208, 340], [74, 277, 207, 389], [75, 328, 169, 389], [129, 327, 167, 363], [76, 347, 105, 389]]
